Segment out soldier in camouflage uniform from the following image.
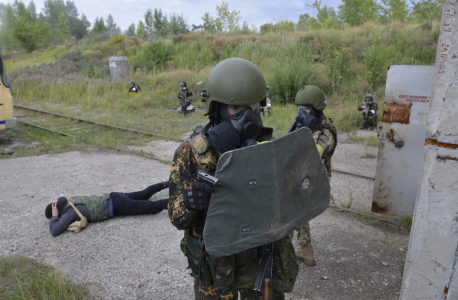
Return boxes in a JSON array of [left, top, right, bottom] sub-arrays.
[[357, 94, 378, 130], [179, 81, 193, 116], [45, 182, 169, 237], [128, 81, 142, 93], [169, 58, 298, 299], [293, 85, 337, 266]]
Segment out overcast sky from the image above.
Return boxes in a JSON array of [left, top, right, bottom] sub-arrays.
[[0, 0, 343, 31]]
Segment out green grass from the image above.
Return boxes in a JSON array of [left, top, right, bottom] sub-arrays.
[[347, 131, 380, 146], [5, 45, 71, 71], [0, 255, 87, 299], [0, 114, 166, 159]]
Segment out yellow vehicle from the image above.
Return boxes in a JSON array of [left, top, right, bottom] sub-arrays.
[[0, 52, 16, 131]]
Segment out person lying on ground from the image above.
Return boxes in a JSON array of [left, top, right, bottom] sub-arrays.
[[45, 181, 169, 237]]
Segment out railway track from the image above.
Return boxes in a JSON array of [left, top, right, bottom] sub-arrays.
[[13, 105, 375, 181]]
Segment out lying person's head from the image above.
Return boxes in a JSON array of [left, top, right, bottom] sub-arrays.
[[45, 197, 67, 219]]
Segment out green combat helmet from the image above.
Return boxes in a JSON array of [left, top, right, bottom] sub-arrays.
[[201, 58, 268, 114], [295, 85, 327, 111]]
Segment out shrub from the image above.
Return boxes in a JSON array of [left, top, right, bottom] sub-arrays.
[[65, 42, 74, 48], [82, 50, 104, 60], [111, 34, 126, 44]]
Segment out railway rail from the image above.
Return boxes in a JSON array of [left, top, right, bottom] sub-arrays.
[[13, 105, 375, 181], [14, 105, 185, 142]]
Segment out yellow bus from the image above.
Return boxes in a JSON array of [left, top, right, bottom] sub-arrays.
[[0, 52, 16, 131]]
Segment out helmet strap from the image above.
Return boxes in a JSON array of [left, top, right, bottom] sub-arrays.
[[315, 111, 324, 143], [203, 102, 221, 135]]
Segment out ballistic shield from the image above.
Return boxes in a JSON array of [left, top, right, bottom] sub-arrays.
[[203, 127, 330, 257]]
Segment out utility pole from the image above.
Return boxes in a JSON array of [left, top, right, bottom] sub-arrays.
[[400, 1, 458, 299]]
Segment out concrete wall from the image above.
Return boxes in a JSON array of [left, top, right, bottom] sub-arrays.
[[109, 56, 129, 81], [400, 1, 458, 299]]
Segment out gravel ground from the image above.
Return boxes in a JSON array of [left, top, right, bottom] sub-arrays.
[[0, 130, 410, 299]]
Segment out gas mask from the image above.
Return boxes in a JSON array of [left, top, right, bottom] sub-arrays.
[[208, 103, 263, 153], [296, 105, 319, 130], [220, 103, 263, 147]]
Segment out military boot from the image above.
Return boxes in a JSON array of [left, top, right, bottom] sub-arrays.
[[295, 244, 316, 266]]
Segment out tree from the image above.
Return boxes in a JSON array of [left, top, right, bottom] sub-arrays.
[[201, 12, 223, 32], [260, 23, 273, 34], [240, 21, 250, 34], [92, 17, 107, 34], [106, 14, 120, 34], [215, 1, 241, 33], [55, 11, 70, 40], [411, 0, 443, 22], [338, 0, 380, 26], [313, 0, 338, 25], [153, 8, 168, 37], [137, 20, 146, 39], [72, 13, 90, 40], [42, 0, 66, 28], [169, 13, 188, 35], [380, 0, 409, 22], [298, 13, 310, 30], [144, 8, 154, 39], [125, 22, 136, 36]]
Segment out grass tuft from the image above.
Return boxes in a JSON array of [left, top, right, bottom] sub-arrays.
[[0, 255, 87, 299]]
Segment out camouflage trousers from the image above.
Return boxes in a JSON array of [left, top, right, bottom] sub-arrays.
[[360, 116, 377, 129], [194, 278, 284, 300], [261, 107, 272, 118], [295, 222, 312, 247]]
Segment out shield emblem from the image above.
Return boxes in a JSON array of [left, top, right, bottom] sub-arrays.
[[203, 127, 330, 257]]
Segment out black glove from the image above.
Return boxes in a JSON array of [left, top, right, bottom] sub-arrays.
[[183, 181, 215, 211]]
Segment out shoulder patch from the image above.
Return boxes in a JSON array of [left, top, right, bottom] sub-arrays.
[[188, 133, 209, 154]]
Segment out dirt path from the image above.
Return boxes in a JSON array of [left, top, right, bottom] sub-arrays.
[[0, 131, 409, 299]]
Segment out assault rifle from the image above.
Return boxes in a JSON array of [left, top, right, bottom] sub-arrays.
[[254, 242, 275, 300], [363, 99, 370, 119]]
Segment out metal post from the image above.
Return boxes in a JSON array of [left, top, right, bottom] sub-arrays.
[[400, 1, 458, 299]]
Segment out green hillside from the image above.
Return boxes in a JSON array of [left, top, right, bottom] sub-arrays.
[[5, 22, 439, 140]]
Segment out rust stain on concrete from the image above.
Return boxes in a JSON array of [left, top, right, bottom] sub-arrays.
[[425, 138, 458, 149], [382, 103, 411, 124], [372, 201, 389, 214]]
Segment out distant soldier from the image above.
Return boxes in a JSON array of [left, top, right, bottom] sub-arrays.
[[45, 182, 169, 237], [178, 81, 193, 116], [261, 97, 272, 117], [357, 94, 378, 130], [128, 81, 142, 93], [292, 85, 338, 266]]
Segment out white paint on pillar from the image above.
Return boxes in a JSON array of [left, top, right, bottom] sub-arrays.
[[400, 0, 458, 299]]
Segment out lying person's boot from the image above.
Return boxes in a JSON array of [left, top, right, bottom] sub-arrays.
[[295, 244, 316, 266]]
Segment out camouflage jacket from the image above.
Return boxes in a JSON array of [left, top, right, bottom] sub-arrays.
[[312, 115, 337, 176], [168, 128, 298, 292], [357, 100, 378, 117]]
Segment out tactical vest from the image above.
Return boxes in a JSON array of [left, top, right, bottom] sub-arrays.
[[64, 193, 110, 222], [179, 126, 297, 292]]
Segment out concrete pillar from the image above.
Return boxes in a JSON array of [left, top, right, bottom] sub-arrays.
[[109, 56, 129, 81], [400, 1, 458, 299]]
